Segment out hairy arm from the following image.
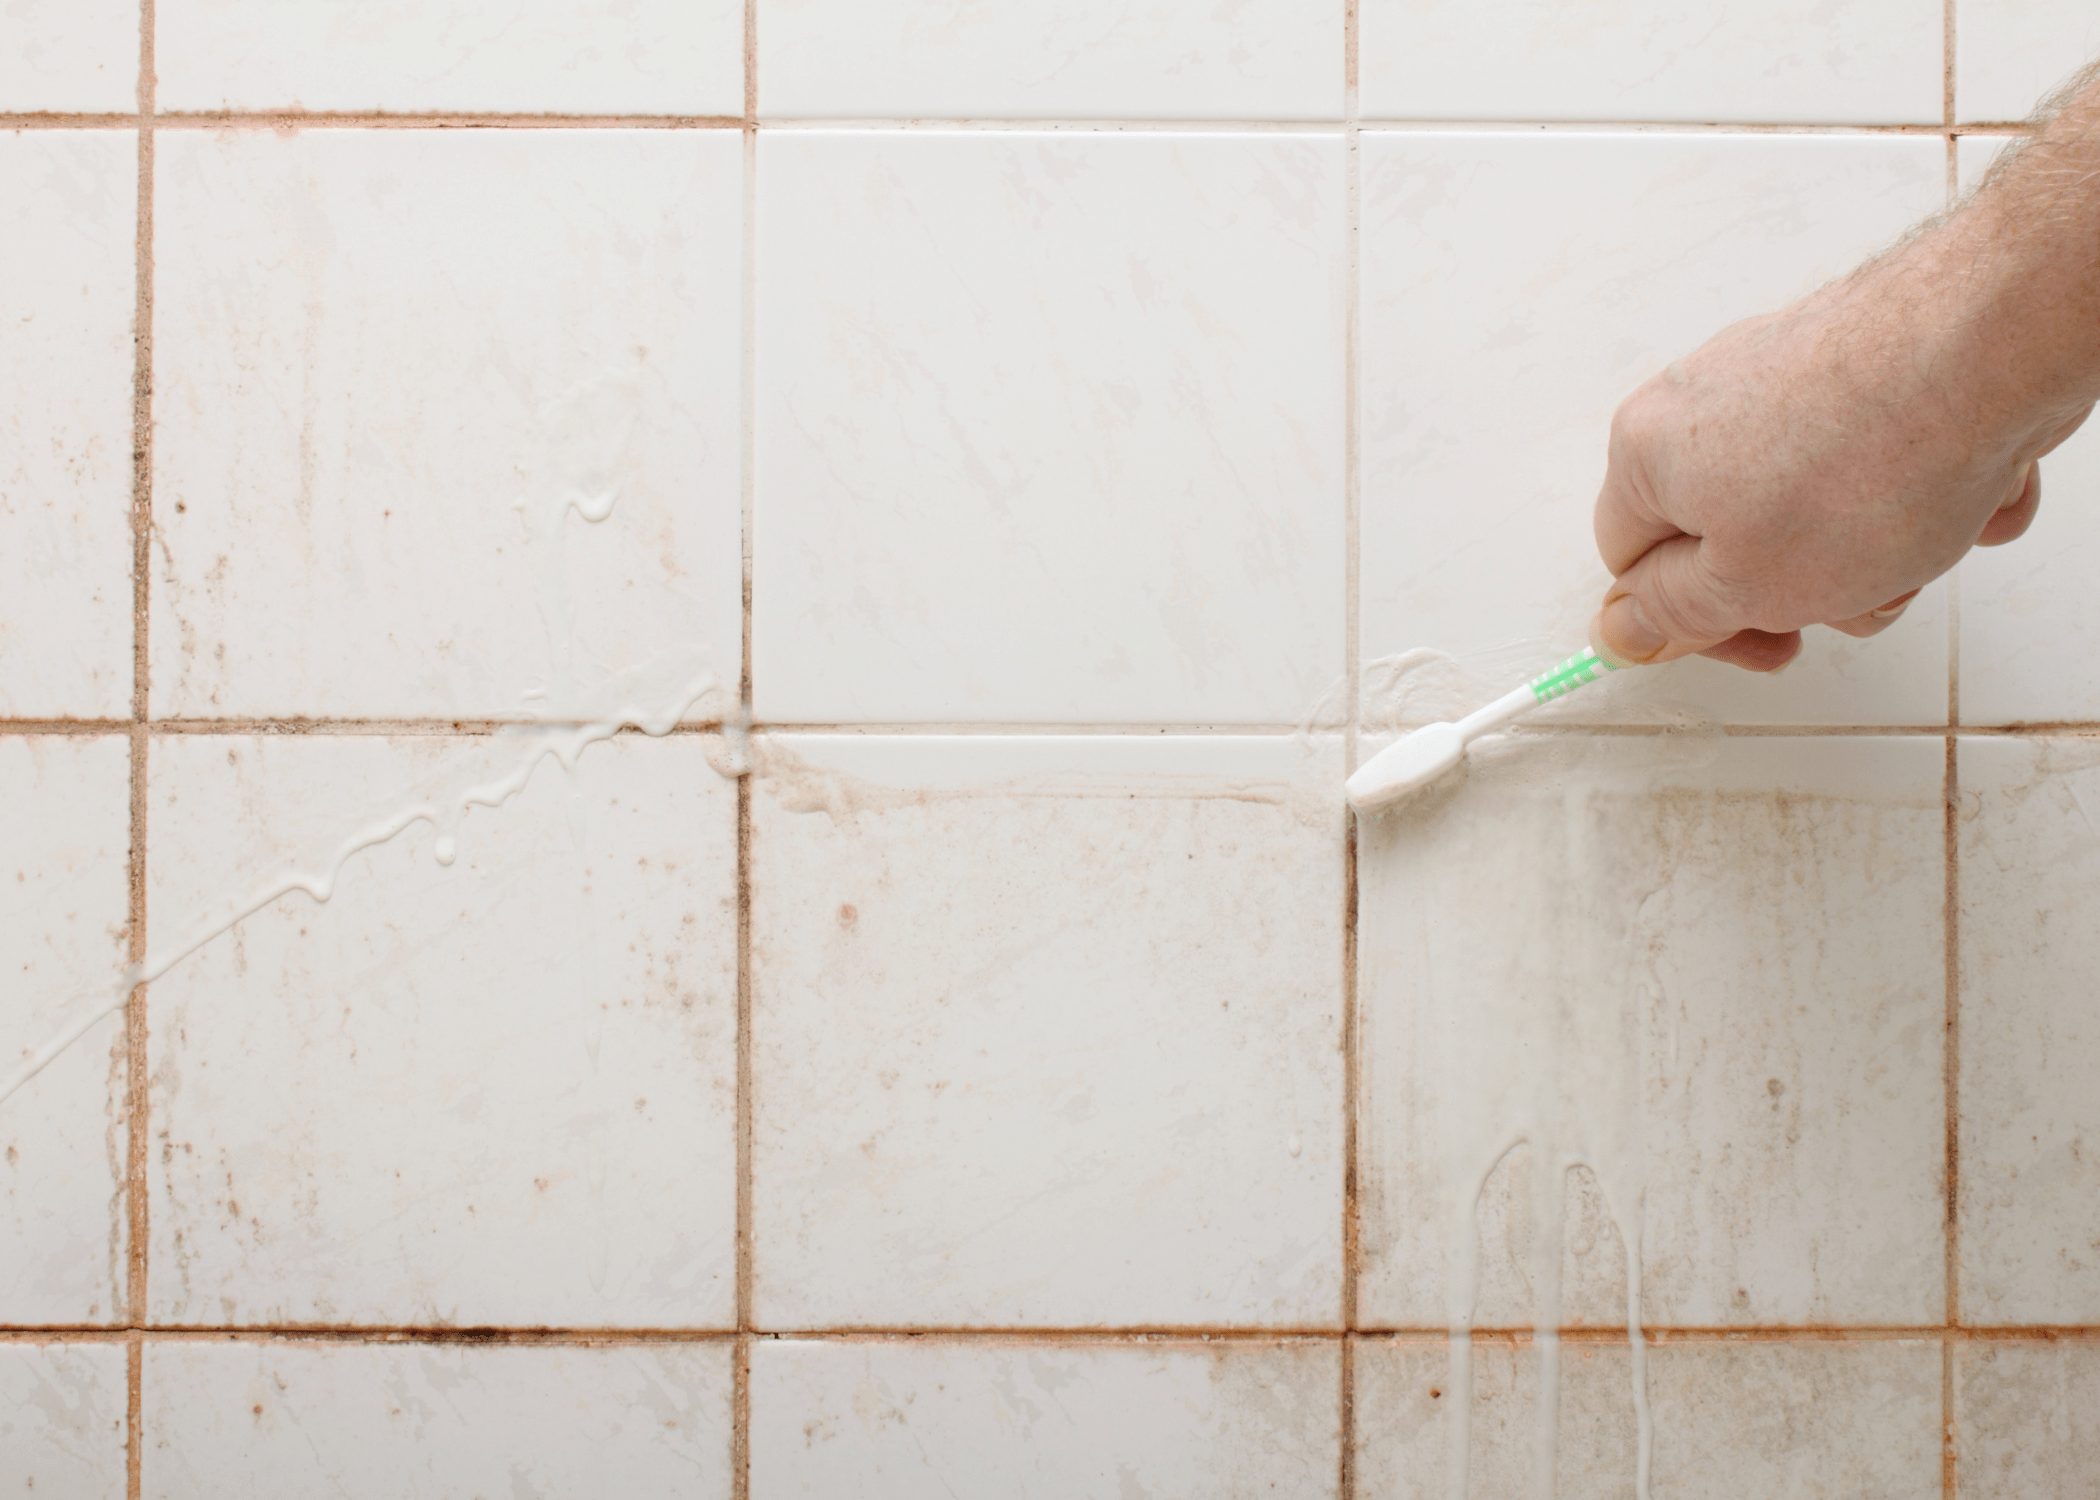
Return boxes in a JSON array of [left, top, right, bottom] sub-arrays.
[[1591, 61, 2100, 672]]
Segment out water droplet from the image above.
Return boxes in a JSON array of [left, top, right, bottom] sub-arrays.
[[434, 834, 457, 867], [1287, 1134, 1302, 1158]]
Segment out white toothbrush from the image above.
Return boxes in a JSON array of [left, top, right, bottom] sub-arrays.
[[1344, 648, 1620, 813]]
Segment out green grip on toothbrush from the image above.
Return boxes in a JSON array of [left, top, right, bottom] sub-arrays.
[[1526, 647, 1619, 704]]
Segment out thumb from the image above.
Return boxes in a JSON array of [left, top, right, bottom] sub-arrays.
[[1589, 533, 1745, 667]]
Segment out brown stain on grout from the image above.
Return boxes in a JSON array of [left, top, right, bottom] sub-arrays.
[[1339, 8, 1360, 1492], [1944, 732, 1964, 1496], [733, 6, 758, 1494]]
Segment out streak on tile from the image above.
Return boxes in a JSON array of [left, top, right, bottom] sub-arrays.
[[0, 1343, 128, 1499], [0, 0, 138, 112], [1358, 736, 1945, 1330], [147, 734, 739, 1327], [143, 1340, 733, 1497], [750, 735, 1345, 1328], [754, 131, 1346, 725], [749, 1338, 1341, 1494], [1956, 0, 2100, 124], [1955, 1341, 2100, 1499]]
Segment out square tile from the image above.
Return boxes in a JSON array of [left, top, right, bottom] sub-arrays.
[[754, 132, 1347, 725], [1956, 1341, 2100, 1499], [1954, 138, 2100, 726], [748, 1338, 1341, 1493], [1358, 736, 1947, 1329], [152, 130, 743, 721], [146, 733, 739, 1327], [1360, 0, 1941, 124], [757, 0, 1344, 119], [0, 1343, 128, 1499], [0, 2, 137, 112], [1956, 736, 2100, 1323], [143, 1339, 734, 1496], [1957, 0, 2100, 123], [0, 132, 135, 718], [750, 735, 1345, 1328], [1356, 1336, 1942, 1497], [156, 0, 744, 115], [1360, 132, 1949, 727], [0, 736, 131, 1324]]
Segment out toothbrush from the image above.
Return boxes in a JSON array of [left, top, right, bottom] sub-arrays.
[[1344, 648, 1620, 813]]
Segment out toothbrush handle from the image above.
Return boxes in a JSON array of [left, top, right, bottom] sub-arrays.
[[1455, 647, 1620, 740]]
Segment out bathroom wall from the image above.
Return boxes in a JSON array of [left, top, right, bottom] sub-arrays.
[[4, 2, 2100, 1495]]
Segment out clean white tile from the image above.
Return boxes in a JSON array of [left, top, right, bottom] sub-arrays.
[[157, 0, 743, 115], [751, 735, 1345, 1328], [758, 0, 1343, 119], [0, 737, 130, 1325], [1957, 0, 2100, 123], [0, 1343, 128, 1499], [749, 1339, 1341, 1494], [0, 132, 135, 719], [1957, 737, 2100, 1324], [146, 733, 739, 1327], [1359, 736, 1946, 1329], [1361, 0, 1941, 123], [1356, 1337, 1942, 1497], [1360, 133, 1949, 727], [144, 1340, 734, 1497], [153, 130, 743, 721], [1955, 137, 2100, 725], [0, 2, 137, 112], [1957, 1342, 2100, 1498], [754, 132, 1346, 725]]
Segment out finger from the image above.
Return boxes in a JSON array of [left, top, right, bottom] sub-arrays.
[[1593, 429, 1683, 577], [1696, 629, 1803, 673], [1587, 532, 1744, 668], [1825, 587, 1922, 639], [1976, 461, 2039, 547], [2036, 403, 2093, 459]]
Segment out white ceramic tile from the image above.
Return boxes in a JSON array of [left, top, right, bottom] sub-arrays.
[[1360, 0, 1941, 124], [146, 733, 739, 1327], [157, 0, 743, 115], [0, 1, 137, 112], [1359, 736, 1946, 1329], [754, 132, 1346, 725], [1360, 133, 1950, 727], [1356, 1337, 1942, 1497], [0, 737, 130, 1324], [0, 1343, 128, 1499], [1956, 1342, 2100, 1499], [1957, 0, 2100, 123], [1954, 138, 2100, 725], [1956, 737, 2100, 1323], [749, 1338, 1341, 1493], [750, 735, 1345, 1327], [144, 1339, 734, 1496], [153, 130, 743, 721], [758, 0, 1344, 119], [0, 132, 135, 718]]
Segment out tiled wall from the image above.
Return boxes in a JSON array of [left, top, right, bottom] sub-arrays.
[[4, 3, 2100, 1496]]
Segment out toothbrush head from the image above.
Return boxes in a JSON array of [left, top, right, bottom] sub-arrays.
[[1345, 722, 1467, 814]]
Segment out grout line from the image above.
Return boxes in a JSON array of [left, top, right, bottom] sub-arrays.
[[125, 8, 155, 1497], [1944, 0, 1958, 132], [734, 5, 758, 1492], [1944, 1336, 1959, 1497], [1942, 18, 1959, 1478], [1339, 5, 1361, 1497]]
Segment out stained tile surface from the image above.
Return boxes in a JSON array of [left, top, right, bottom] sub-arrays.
[[146, 734, 740, 1327], [1358, 736, 1946, 1329], [143, 1340, 735, 1496], [1360, 132, 1949, 726], [1957, 0, 2100, 123], [750, 736, 1345, 1328], [1356, 1337, 1943, 1497], [0, 1, 137, 111], [748, 1339, 1342, 1493], [754, 131, 1347, 725], [1360, 0, 1942, 123], [758, 0, 1344, 119], [0, 1343, 128, 1499], [0, 737, 131, 1325], [156, 0, 744, 115], [1956, 1342, 2100, 1499], [152, 130, 743, 721], [0, 132, 136, 719], [1957, 737, 2100, 1324]]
